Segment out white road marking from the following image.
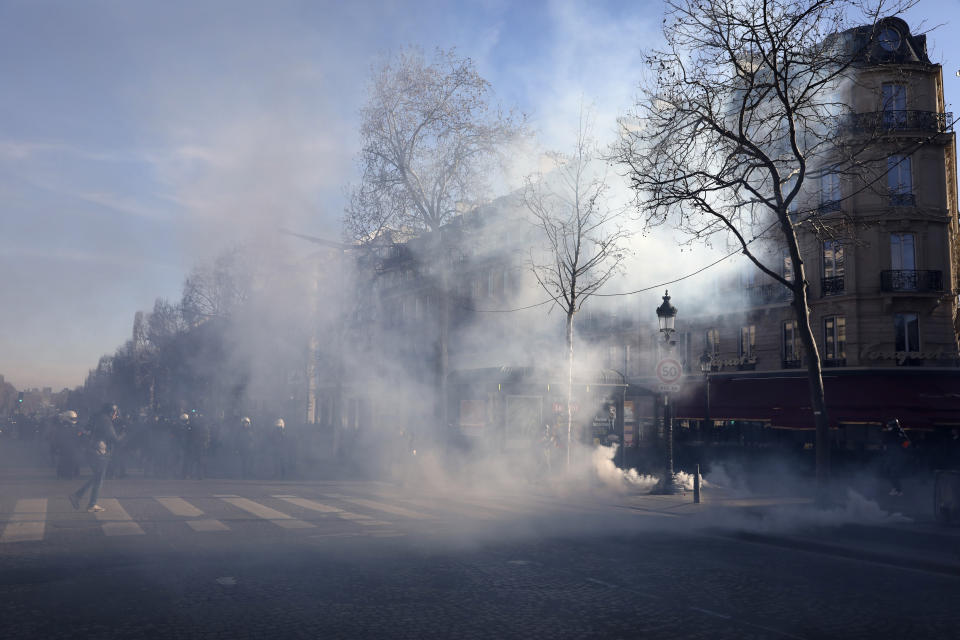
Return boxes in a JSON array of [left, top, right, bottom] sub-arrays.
[[397, 496, 500, 521], [327, 495, 434, 520], [95, 499, 145, 536], [155, 497, 204, 517], [1, 499, 47, 543], [155, 497, 229, 531], [187, 519, 230, 532], [219, 497, 314, 529], [457, 495, 537, 516], [273, 496, 390, 526]]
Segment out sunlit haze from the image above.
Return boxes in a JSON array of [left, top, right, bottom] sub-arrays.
[[1, 0, 957, 389]]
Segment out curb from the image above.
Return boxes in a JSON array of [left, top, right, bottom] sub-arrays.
[[715, 529, 960, 578]]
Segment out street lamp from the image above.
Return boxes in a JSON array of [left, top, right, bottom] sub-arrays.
[[699, 350, 712, 431], [656, 290, 677, 335], [654, 290, 683, 495]]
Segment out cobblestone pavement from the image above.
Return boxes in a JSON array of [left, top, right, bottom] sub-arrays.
[[2, 474, 958, 639]]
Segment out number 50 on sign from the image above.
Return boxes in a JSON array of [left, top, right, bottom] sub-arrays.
[[656, 358, 683, 392]]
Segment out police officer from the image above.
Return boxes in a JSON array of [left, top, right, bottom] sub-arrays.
[[182, 412, 210, 479], [270, 419, 289, 479], [54, 410, 82, 479], [236, 416, 255, 479]]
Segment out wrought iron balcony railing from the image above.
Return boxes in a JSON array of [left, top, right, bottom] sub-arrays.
[[745, 283, 792, 306], [880, 270, 944, 293], [843, 110, 953, 134], [818, 199, 842, 213], [823, 357, 847, 368], [889, 192, 916, 206], [822, 276, 845, 296], [782, 358, 802, 369]]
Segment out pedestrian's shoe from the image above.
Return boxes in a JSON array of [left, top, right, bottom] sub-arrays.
[[68, 494, 80, 511], [87, 505, 105, 513]]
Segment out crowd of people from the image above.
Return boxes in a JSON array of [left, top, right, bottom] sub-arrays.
[[42, 404, 300, 484]]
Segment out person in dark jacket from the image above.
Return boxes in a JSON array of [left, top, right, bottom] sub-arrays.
[[881, 418, 911, 496], [69, 403, 120, 513]]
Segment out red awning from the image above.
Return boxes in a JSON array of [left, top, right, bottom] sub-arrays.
[[668, 369, 960, 430]]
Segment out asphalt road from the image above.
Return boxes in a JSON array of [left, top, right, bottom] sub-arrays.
[[2, 473, 958, 639]]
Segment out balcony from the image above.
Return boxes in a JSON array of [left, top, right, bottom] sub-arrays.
[[745, 283, 792, 306], [889, 193, 915, 206], [843, 110, 953, 134], [880, 270, 944, 293], [823, 358, 847, 368], [818, 199, 842, 214], [782, 358, 802, 369], [821, 276, 845, 297]]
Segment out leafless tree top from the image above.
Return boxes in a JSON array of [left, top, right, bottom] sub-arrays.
[[615, 0, 915, 284], [345, 47, 524, 243]]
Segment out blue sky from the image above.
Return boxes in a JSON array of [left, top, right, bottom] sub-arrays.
[[1, 0, 958, 390]]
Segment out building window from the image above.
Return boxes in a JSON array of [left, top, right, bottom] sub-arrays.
[[887, 155, 914, 206], [824, 316, 846, 366], [822, 240, 845, 296], [783, 175, 799, 220], [606, 345, 624, 371], [894, 313, 920, 355], [820, 172, 841, 212], [881, 83, 907, 128], [890, 233, 916, 271], [782, 320, 801, 368], [488, 270, 500, 297], [705, 328, 720, 358], [740, 325, 756, 359], [782, 251, 795, 283]]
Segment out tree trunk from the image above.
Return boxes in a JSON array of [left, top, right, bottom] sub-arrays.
[[791, 279, 831, 505], [565, 310, 574, 469], [433, 232, 450, 442]]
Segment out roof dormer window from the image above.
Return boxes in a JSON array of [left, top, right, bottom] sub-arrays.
[[878, 27, 901, 52]]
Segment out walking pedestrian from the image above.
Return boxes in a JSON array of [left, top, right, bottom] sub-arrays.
[[69, 403, 121, 513]]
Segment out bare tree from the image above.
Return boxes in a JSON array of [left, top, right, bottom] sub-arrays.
[[615, 0, 915, 501], [345, 47, 524, 432], [524, 111, 632, 467], [181, 246, 254, 325]]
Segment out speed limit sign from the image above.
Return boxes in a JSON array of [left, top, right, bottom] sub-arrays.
[[656, 358, 683, 392]]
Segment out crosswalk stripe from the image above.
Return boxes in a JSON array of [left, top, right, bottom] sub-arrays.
[[273, 496, 390, 526], [219, 497, 314, 529], [155, 497, 204, 517], [327, 495, 434, 520], [155, 497, 229, 531], [95, 499, 145, 536], [1, 499, 47, 543], [456, 495, 538, 516], [186, 519, 230, 532], [396, 496, 501, 521]]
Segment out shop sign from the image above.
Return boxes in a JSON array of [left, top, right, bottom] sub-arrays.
[[859, 343, 955, 364]]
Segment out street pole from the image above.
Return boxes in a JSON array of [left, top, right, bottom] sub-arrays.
[[654, 291, 682, 495], [662, 392, 676, 494]]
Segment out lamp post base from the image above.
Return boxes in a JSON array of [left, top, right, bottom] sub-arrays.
[[651, 473, 685, 495]]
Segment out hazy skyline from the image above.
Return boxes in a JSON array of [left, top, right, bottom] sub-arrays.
[[2, 0, 957, 390]]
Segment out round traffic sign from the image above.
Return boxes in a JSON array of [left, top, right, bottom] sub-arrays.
[[655, 358, 682, 384]]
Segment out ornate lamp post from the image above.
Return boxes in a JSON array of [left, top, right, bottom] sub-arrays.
[[699, 350, 712, 431], [654, 290, 682, 494]]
